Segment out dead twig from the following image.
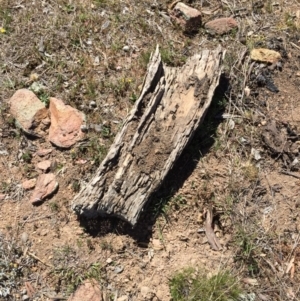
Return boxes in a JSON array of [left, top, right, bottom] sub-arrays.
[[261, 257, 278, 274], [235, 47, 248, 71], [285, 234, 300, 265], [22, 213, 56, 226], [28, 251, 54, 268], [25, 282, 35, 299], [290, 42, 300, 51], [204, 206, 222, 251], [280, 170, 300, 180], [43, 294, 68, 300], [286, 257, 295, 276], [168, 0, 181, 10]]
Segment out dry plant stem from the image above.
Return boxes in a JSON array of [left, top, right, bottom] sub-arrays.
[[25, 282, 35, 299], [245, 61, 255, 86], [22, 214, 56, 226], [44, 294, 67, 300], [168, 0, 181, 10], [261, 257, 278, 274], [264, 173, 276, 210], [290, 42, 300, 51], [28, 251, 54, 268], [234, 47, 248, 71], [205, 206, 222, 251], [238, 56, 253, 106], [286, 233, 300, 265], [221, 0, 235, 14], [125, 249, 144, 263], [285, 257, 295, 275], [226, 50, 249, 118], [280, 170, 300, 180], [223, 49, 245, 138]]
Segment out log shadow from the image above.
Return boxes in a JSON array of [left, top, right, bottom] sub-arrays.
[[78, 75, 230, 243]]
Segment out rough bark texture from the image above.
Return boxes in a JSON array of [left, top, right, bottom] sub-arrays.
[[72, 45, 224, 225]]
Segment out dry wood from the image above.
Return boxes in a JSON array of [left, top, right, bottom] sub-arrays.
[[204, 206, 222, 251], [43, 294, 67, 300], [22, 213, 56, 226], [280, 170, 300, 180], [24, 282, 35, 299], [27, 251, 54, 268], [72, 45, 224, 225]]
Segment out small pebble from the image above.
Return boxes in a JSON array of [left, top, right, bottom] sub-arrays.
[[107, 284, 114, 290], [122, 7, 129, 14], [276, 61, 282, 70], [89, 101, 97, 108], [22, 295, 29, 301], [114, 265, 124, 274], [106, 258, 113, 264], [123, 45, 130, 52], [94, 124, 102, 132], [101, 20, 110, 31], [94, 56, 100, 65], [80, 125, 88, 132], [21, 232, 28, 244]]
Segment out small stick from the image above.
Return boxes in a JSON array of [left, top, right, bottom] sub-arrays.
[[43, 294, 67, 300], [168, 0, 181, 10], [22, 213, 56, 225], [235, 47, 248, 70], [290, 42, 300, 51], [286, 256, 295, 275], [205, 206, 222, 251], [28, 251, 54, 268], [280, 170, 300, 180], [25, 282, 35, 299]]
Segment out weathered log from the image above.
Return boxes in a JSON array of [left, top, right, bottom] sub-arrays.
[[72, 45, 225, 225]]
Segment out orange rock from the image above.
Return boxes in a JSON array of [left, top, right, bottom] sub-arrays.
[[36, 148, 53, 157], [49, 97, 86, 148], [250, 48, 282, 64], [22, 179, 37, 190], [205, 17, 238, 35], [9, 89, 49, 137], [67, 279, 103, 301], [36, 160, 51, 172], [170, 2, 201, 32], [30, 173, 58, 204]]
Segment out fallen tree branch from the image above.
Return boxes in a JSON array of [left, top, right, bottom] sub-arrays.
[[72, 45, 224, 225]]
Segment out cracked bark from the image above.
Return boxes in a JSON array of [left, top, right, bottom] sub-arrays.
[[72, 45, 225, 225]]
